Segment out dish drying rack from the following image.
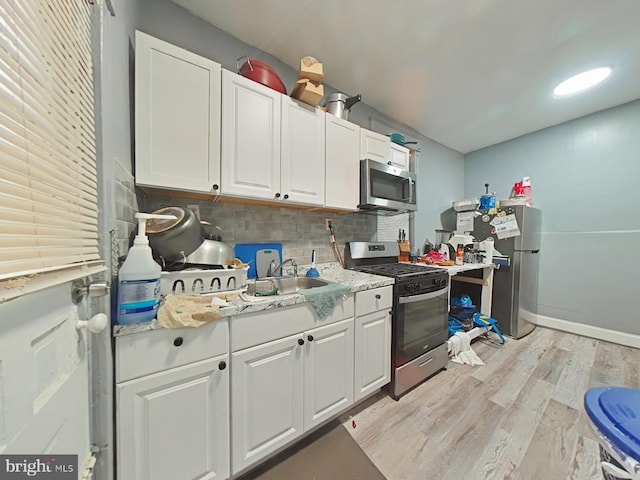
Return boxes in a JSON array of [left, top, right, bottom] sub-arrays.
[[160, 267, 248, 295]]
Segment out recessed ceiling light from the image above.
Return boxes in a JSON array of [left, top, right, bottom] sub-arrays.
[[553, 67, 612, 97]]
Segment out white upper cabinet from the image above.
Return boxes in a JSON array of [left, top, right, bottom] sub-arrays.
[[280, 97, 325, 206], [221, 70, 281, 200], [389, 142, 410, 170], [135, 31, 221, 194], [325, 115, 360, 210], [360, 128, 390, 164]]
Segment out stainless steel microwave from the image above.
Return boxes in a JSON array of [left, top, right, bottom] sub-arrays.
[[359, 158, 417, 214]]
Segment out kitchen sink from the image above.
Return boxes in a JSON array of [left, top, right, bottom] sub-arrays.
[[247, 276, 333, 296]]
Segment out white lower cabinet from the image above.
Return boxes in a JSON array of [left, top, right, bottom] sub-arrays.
[[354, 286, 393, 402], [303, 318, 354, 430], [114, 288, 392, 480], [231, 317, 355, 474], [231, 333, 305, 473], [117, 356, 230, 480], [354, 311, 391, 401]]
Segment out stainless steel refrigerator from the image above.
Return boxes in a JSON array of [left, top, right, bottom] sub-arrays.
[[473, 205, 541, 339]]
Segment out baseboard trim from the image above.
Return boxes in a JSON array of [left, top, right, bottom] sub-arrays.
[[534, 314, 640, 349]]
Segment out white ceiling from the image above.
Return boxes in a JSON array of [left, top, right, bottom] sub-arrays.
[[171, 0, 640, 153]]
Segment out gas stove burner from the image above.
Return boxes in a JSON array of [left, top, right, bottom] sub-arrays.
[[353, 262, 443, 279]]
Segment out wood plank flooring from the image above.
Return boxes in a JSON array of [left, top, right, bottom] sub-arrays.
[[340, 327, 640, 480]]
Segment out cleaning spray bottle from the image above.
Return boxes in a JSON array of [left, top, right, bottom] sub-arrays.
[[116, 212, 176, 325]]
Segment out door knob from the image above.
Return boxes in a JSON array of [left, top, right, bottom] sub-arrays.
[[76, 313, 108, 333]]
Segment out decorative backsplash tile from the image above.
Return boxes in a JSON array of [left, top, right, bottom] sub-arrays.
[[141, 195, 378, 264]]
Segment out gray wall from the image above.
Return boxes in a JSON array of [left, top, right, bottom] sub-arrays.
[[465, 99, 640, 336], [135, 0, 463, 257], [94, 0, 140, 478]]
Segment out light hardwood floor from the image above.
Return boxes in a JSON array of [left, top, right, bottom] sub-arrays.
[[341, 327, 640, 480]]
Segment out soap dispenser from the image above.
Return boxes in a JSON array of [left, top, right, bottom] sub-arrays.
[[116, 212, 176, 325]]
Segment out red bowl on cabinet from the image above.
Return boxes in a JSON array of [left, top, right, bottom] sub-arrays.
[[238, 58, 287, 95]]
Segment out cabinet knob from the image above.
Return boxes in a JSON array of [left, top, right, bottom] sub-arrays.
[[218, 361, 227, 370], [375, 294, 381, 299], [297, 338, 305, 346], [387, 161, 392, 165], [212, 184, 219, 191], [307, 334, 314, 342], [283, 194, 289, 200], [173, 337, 184, 347], [275, 192, 281, 198]]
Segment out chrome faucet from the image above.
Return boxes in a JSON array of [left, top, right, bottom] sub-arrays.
[[267, 258, 297, 277]]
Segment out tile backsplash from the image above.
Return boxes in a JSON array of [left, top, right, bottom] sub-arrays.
[[141, 194, 378, 264]]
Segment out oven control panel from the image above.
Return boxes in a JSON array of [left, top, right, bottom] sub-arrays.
[[401, 275, 448, 293]]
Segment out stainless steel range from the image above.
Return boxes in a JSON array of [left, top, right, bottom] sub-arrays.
[[345, 242, 450, 399]]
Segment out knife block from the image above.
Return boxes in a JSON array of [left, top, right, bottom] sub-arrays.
[[398, 241, 411, 262]]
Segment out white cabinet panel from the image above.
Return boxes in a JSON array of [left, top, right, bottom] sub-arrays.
[[135, 31, 221, 193], [360, 128, 390, 164], [117, 357, 229, 480], [304, 318, 354, 430], [325, 115, 360, 210], [231, 334, 304, 473], [281, 97, 325, 206], [354, 311, 391, 402], [389, 142, 410, 170], [221, 70, 281, 199]]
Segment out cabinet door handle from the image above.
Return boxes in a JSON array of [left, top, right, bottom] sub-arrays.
[[173, 337, 184, 347], [275, 192, 281, 198], [218, 361, 227, 370], [307, 334, 314, 342], [283, 194, 289, 200], [297, 338, 305, 346], [212, 184, 219, 191], [375, 294, 381, 299]]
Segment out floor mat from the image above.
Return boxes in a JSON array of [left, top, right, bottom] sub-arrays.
[[239, 420, 386, 480]]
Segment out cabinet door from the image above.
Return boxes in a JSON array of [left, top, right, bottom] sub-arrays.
[[389, 142, 410, 170], [325, 115, 360, 210], [221, 70, 281, 200], [135, 31, 221, 193], [354, 311, 391, 402], [360, 128, 390, 165], [231, 334, 304, 473], [281, 97, 325, 206], [304, 318, 354, 430], [117, 356, 229, 480]]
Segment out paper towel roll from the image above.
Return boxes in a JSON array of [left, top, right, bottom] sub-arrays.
[[483, 238, 494, 264]]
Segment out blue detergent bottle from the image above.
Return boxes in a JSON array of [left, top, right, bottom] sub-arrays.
[[116, 212, 175, 325]]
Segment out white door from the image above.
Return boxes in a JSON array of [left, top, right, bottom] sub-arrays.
[[231, 334, 304, 474], [303, 318, 354, 430], [117, 356, 229, 480], [325, 115, 360, 210], [0, 1, 108, 477], [389, 142, 410, 170], [354, 311, 392, 401], [0, 281, 104, 475], [135, 31, 222, 194], [280, 97, 325, 206], [221, 70, 281, 200], [360, 128, 390, 165]]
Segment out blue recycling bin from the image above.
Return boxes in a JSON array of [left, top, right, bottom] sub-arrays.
[[584, 387, 640, 480]]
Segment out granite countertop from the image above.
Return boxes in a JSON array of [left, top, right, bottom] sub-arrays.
[[113, 263, 394, 337]]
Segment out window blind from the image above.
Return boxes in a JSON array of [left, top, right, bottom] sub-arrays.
[[0, 0, 103, 296]]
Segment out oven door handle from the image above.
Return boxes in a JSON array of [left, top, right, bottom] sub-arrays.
[[398, 287, 449, 304]]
